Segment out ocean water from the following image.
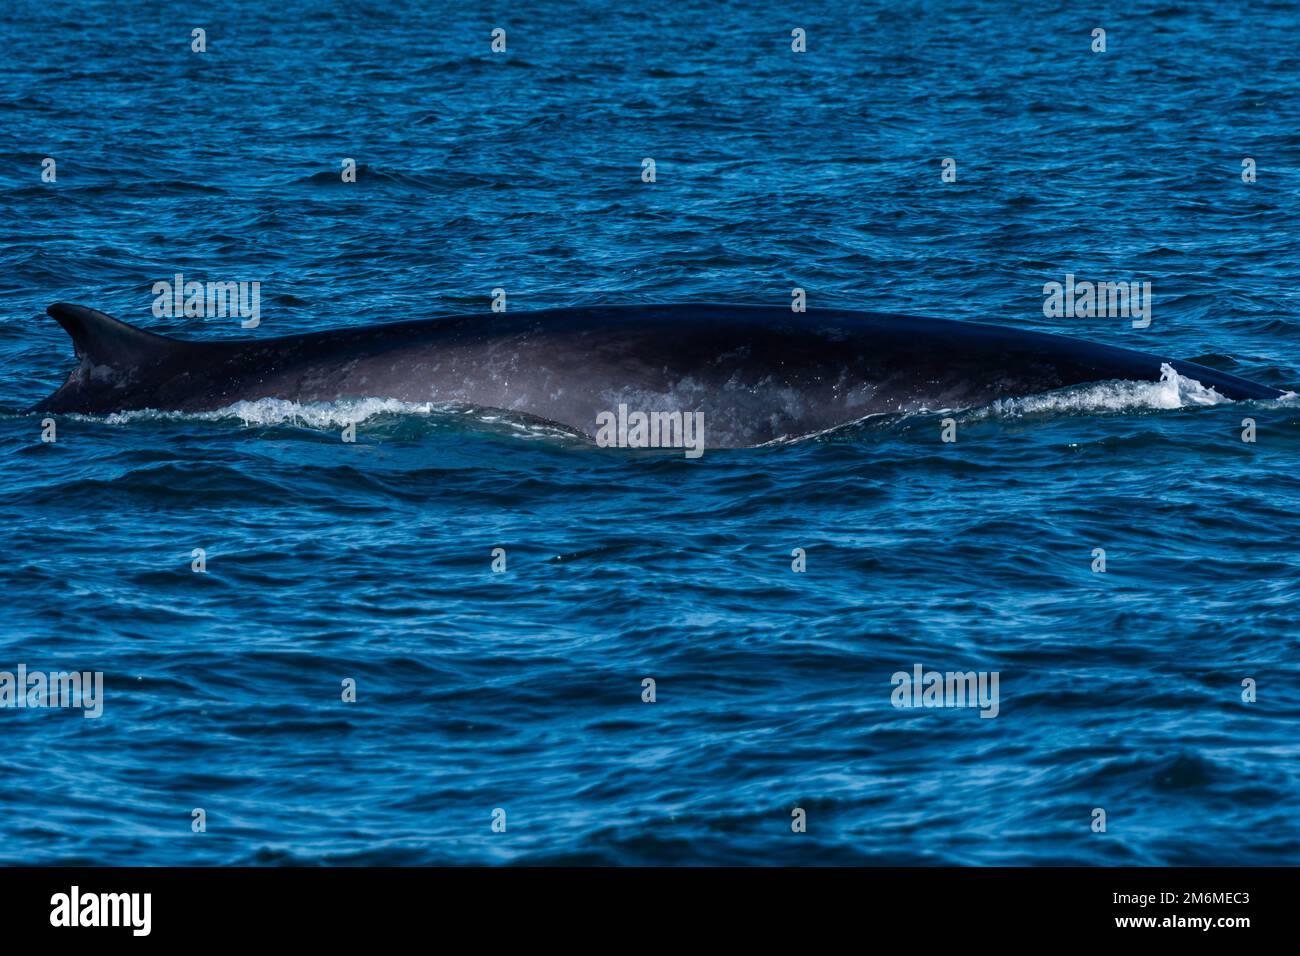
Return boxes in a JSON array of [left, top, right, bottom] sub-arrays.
[[1, 0, 1298, 865]]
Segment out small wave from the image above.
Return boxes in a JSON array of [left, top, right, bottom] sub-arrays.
[[293, 166, 450, 190]]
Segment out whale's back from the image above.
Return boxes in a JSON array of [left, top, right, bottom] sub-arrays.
[[31, 302, 1283, 444]]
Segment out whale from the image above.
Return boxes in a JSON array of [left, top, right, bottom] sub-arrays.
[[31, 301, 1282, 446]]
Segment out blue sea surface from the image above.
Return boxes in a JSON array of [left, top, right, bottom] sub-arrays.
[[1, 0, 1298, 865]]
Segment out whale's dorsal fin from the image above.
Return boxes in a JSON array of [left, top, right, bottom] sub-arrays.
[[44, 302, 177, 366]]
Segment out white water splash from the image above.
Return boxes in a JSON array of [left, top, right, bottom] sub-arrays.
[[97, 397, 438, 428], [970, 363, 1232, 420], [95, 397, 576, 440]]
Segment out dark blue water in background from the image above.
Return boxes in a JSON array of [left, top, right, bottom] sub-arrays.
[[1, 0, 1298, 864]]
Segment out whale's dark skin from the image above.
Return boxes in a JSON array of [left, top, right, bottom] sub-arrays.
[[32, 302, 1282, 446]]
